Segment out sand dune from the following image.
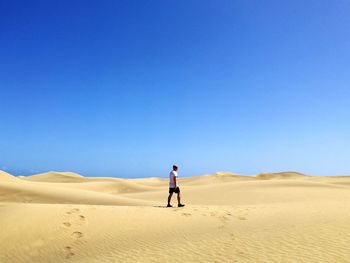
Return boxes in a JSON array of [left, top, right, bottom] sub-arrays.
[[0, 170, 21, 182], [23, 171, 86, 183], [256, 171, 307, 180], [1, 170, 350, 262], [0, 180, 152, 205]]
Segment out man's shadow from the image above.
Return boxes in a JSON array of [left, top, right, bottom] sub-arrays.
[[152, 205, 168, 208]]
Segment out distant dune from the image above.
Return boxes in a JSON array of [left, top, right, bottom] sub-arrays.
[[208, 171, 244, 177], [256, 171, 307, 180], [1, 170, 350, 263], [22, 171, 85, 183]]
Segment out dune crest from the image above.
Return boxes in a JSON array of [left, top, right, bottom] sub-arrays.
[[209, 171, 243, 177], [0, 170, 19, 182], [23, 171, 85, 183], [256, 171, 307, 180]]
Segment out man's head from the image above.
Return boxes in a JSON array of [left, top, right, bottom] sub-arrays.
[[172, 165, 178, 171]]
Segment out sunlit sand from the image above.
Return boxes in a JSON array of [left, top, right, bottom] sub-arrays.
[[1, 170, 350, 262]]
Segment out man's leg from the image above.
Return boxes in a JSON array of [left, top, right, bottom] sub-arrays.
[[176, 190, 184, 207], [167, 193, 173, 205]]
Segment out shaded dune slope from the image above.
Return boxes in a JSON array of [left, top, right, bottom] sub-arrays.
[[0, 181, 151, 205]]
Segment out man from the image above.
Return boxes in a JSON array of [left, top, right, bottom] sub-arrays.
[[167, 165, 185, 207]]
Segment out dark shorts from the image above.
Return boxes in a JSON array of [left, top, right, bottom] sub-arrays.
[[169, 187, 180, 194]]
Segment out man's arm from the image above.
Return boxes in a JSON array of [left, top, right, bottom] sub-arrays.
[[173, 176, 177, 188]]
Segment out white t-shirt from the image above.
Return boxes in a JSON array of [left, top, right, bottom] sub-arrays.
[[169, 170, 178, 188]]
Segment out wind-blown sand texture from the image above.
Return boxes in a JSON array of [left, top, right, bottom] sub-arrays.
[[1, 170, 350, 263]]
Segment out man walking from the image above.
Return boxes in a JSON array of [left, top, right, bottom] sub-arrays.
[[167, 165, 185, 207]]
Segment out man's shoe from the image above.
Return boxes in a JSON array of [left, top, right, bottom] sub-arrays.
[[167, 204, 172, 207], [178, 204, 185, 207]]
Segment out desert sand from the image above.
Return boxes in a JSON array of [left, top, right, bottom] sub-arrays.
[[1, 170, 350, 262]]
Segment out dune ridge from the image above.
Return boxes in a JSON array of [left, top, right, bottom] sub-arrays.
[[23, 171, 85, 183], [0, 170, 349, 205], [256, 171, 307, 180], [0, 170, 20, 182]]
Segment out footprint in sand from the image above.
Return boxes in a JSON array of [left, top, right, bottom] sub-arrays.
[[238, 216, 246, 220], [66, 208, 80, 215], [71, 231, 83, 239], [65, 208, 87, 225], [217, 214, 230, 229], [64, 246, 75, 259], [182, 213, 192, 217], [210, 212, 218, 217], [219, 215, 229, 222], [62, 208, 87, 259]]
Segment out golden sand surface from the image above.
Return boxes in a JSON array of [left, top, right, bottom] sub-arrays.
[[1, 170, 350, 262]]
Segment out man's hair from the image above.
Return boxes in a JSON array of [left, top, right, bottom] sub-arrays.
[[173, 165, 178, 170]]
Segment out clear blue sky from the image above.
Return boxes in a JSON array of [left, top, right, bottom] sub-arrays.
[[1, 1, 349, 177]]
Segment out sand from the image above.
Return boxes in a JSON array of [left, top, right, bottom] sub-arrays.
[[1, 170, 350, 263]]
